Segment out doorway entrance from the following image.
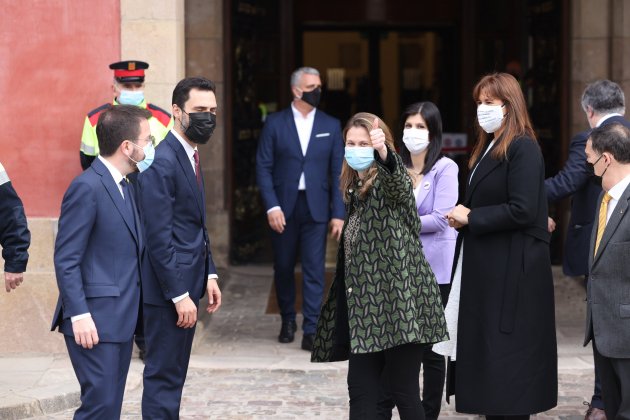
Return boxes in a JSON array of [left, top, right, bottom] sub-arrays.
[[301, 27, 460, 134]]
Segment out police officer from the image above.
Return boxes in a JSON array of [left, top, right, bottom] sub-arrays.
[[79, 60, 173, 170], [0, 162, 30, 293]]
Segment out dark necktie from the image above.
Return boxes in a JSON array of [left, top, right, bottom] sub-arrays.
[[193, 150, 202, 187], [120, 179, 137, 232]]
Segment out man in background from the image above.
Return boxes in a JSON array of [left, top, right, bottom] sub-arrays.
[[256, 67, 344, 351], [79, 60, 172, 170], [547, 79, 630, 420]]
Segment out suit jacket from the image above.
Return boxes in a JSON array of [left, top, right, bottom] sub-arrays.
[[545, 130, 601, 276], [417, 156, 458, 285], [138, 132, 216, 306], [256, 107, 344, 222], [546, 116, 630, 277], [51, 158, 143, 343], [584, 182, 630, 358], [0, 163, 30, 273]]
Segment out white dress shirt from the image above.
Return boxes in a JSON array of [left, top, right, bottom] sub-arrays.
[[72, 156, 126, 323], [170, 129, 219, 303], [596, 113, 623, 128], [266, 104, 316, 214], [605, 173, 630, 222]]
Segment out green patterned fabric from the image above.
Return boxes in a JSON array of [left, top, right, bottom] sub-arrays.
[[311, 150, 448, 362]]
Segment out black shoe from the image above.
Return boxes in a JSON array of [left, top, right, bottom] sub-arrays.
[[278, 321, 297, 343], [301, 333, 315, 351]]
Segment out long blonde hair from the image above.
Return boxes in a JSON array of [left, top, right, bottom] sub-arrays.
[[340, 112, 396, 202], [469, 73, 537, 168]]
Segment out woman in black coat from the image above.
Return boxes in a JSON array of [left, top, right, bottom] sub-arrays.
[[442, 73, 558, 418]]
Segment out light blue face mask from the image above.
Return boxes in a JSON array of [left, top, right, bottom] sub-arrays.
[[344, 146, 375, 171], [129, 140, 155, 172], [118, 90, 145, 106]]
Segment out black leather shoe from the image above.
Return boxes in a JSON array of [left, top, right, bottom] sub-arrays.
[[301, 333, 315, 351], [278, 321, 297, 343]]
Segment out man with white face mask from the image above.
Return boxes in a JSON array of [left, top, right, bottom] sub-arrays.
[[79, 60, 173, 170]]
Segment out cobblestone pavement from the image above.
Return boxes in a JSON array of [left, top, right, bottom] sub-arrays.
[[31, 266, 595, 419]]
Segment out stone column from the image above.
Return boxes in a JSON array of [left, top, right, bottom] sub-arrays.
[[570, 0, 611, 135], [611, 0, 630, 96], [185, 0, 229, 268], [120, 0, 186, 111]]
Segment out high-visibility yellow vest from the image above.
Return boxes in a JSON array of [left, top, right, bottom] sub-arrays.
[[80, 99, 173, 156]]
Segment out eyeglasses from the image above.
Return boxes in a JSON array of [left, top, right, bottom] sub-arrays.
[[129, 135, 156, 148]]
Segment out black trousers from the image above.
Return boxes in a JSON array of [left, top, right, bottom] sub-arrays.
[[486, 416, 530, 420], [593, 340, 630, 419], [377, 284, 451, 420], [348, 343, 426, 420]]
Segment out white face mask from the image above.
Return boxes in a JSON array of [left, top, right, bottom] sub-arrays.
[[477, 104, 505, 133], [402, 128, 430, 155]]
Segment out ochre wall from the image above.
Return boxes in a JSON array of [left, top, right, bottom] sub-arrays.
[[0, 1, 121, 217]]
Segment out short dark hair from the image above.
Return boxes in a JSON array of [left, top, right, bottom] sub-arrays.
[[397, 101, 444, 175], [96, 105, 152, 157], [172, 77, 216, 110], [581, 80, 625, 115], [590, 122, 630, 164]]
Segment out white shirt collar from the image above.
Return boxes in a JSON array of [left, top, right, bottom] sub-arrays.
[[607, 173, 630, 201], [596, 113, 623, 127], [291, 103, 316, 121], [97, 155, 125, 186], [171, 129, 197, 159]]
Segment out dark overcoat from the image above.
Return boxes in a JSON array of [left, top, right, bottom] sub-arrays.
[[452, 136, 558, 414]]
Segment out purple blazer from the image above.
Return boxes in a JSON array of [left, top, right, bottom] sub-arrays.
[[416, 156, 458, 284]]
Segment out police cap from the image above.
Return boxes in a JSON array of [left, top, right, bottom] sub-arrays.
[[109, 60, 149, 83]]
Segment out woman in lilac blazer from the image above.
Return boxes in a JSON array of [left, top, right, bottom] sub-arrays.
[[378, 102, 458, 420]]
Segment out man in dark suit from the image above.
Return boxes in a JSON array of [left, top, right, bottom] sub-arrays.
[[547, 79, 630, 420], [51, 105, 152, 419], [256, 67, 344, 351], [138, 77, 222, 418], [0, 162, 30, 293], [584, 122, 630, 419]]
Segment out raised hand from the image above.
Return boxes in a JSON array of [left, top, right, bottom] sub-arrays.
[[369, 118, 388, 161]]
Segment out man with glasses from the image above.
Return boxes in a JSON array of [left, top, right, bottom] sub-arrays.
[[52, 105, 152, 419], [79, 60, 173, 170], [546, 79, 630, 420]]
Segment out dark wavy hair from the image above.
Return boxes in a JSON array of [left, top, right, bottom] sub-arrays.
[[397, 101, 444, 175]]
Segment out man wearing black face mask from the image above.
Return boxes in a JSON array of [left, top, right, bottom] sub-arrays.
[[138, 77, 222, 419], [546, 79, 630, 420], [256, 67, 345, 352]]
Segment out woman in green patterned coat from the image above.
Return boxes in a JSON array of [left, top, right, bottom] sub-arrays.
[[311, 113, 448, 419]]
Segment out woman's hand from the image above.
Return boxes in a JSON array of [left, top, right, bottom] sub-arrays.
[[446, 204, 471, 228], [370, 118, 388, 161]]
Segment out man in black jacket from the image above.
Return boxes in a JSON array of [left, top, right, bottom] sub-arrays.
[[546, 79, 630, 420], [0, 162, 30, 292]]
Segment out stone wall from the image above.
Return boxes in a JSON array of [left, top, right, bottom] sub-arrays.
[[570, 0, 630, 134], [185, 0, 229, 268]]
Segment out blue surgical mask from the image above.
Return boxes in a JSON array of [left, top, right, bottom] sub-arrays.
[[129, 141, 155, 172], [118, 90, 145, 106], [345, 146, 375, 171]]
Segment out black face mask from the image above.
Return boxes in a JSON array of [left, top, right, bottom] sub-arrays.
[[300, 87, 321, 108], [182, 111, 216, 144]]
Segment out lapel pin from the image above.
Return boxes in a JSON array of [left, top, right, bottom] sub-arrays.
[[423, 182, 430, 190]]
